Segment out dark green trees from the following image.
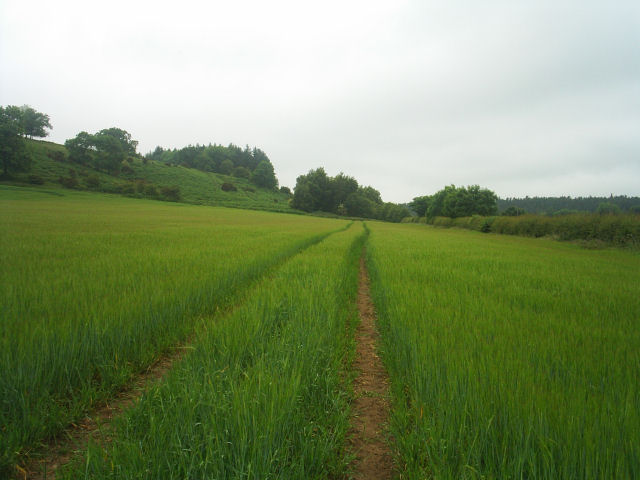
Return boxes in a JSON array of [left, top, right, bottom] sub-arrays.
[[19, 105, 52, 138], [65, 128, 138, 174], [250, 161, 278, 189], [0, 106, 28, 177], [291, 168, 409, 222], [146, 143, 279, 189], [421, 185, 498, 218]]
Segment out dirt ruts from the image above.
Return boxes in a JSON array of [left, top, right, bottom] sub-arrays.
[[19, 345, 190, 480], [347, 254, 394, 479]]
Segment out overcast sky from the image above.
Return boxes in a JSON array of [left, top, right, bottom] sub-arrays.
[[1, 0, 638, 202]]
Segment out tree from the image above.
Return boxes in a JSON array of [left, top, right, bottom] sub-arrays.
[[219, 159, 234, 175], [97, 127, 137, 156], [409, 196, 431, 217], [251, 160, 278, 189], [233, 166, 251, 179], [502, 206, 526, 216], [0, 105, 29, 177], [19, 105, 52, 138], [330, 173, 359, 212], [291, 168, 331, 212], [64, 127, 137, 174], [344, 192, 376, 218], [65, 131, 95, 165], [596, 202, 621, 215]]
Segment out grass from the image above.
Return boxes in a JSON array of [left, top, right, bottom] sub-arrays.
[[365, 222, 640, 478], [0, 187, 347, 474], [60, 222, 366, 479], [2, 139, 295, 213]]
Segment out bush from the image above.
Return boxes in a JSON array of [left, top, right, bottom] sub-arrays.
[[47, 150, 67, 162], [58, 176, 79, 189], [144, 184, 158, 197], [221, 182, 237, 192], [85, 175, 100, 188], [28, 174, 45, 185], [120, 182, 135, 194], [160, 185, 181, 202]]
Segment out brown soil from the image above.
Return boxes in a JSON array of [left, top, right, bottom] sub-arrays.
[[18, 344, 191, 480], [347, 254, 394, 479]]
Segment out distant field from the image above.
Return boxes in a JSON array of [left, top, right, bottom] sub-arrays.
[[366, 222, 640, 478], [0, 187, 346, 473], [2, 187, 639, 478]]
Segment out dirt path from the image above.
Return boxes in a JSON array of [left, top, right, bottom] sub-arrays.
[[19, 345, 190, 480], [347, 254, 394, 479]]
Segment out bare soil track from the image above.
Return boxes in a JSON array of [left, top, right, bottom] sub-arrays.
[[18, 345, 190, 480], [347, 254, 394, 480]]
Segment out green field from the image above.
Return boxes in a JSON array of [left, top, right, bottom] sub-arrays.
[[366, 222, 640, 478], [2, 188, 639, 478], [0, 187, 345, 473]]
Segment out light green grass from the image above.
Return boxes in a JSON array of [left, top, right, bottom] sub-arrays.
[[2, 139, 295, 213], [0, 187, 346, 473], [61, 223, 366, 479], [366, 222, 640, 478]]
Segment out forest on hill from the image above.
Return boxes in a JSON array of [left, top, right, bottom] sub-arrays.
[[497, 195, 640, 215]]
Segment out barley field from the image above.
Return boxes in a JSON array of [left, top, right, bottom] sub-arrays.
[[2, 188, 639, 478]]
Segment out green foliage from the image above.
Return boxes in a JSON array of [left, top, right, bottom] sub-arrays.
[[219, 158, 234, 175], [233, 165, 251, 179], [429, 212, 640, 247], [0, 105, 29, 177], [147, 143, 277, 186], [501, 205, 526, 216], [19, 105, 52, 138], [409, 195, 430, 216], [291, 167, 406, 221], [596, 201, 621, 215], [499, 195, 640, 214], [426, 184, 498, 218], [366, 222, 640, 478], [65, 128, 137, 174], [251, 160, 278, 189], [280, 185, 292, 195], [221, 182, 237, 191]]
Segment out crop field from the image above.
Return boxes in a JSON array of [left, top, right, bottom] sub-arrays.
[[366, 222, 640, 478], [2, 188, 640, 479], [0, 187, 347, 474]]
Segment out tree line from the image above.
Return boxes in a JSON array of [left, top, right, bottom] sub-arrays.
[[146, 143, 278, 190], [291, 168, 410, 222], [410, 185, 498, 219], [0, 105, 52, 177], [498, 196, 640, 215]]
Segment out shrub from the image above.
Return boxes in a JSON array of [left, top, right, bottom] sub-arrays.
[[144, 184, 158, 197], [85, 175, 100, 188], [160, 185, 181, 202], [47, 150, 67, 162], [28, 174, 45, 185], [58, 176, 79, 189], [221, 182, 237, 192], [120, 183, 135, 194]]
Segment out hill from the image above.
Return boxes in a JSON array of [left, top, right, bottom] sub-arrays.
[[1, 139, 295, 213]]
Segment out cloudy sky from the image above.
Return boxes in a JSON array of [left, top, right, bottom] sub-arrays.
[[1, 0, 638, 202]]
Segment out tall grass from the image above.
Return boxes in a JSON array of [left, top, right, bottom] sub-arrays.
[[61, 223, 366, 479], [0, 188, 346, 473], [366, 222, 640, 478]]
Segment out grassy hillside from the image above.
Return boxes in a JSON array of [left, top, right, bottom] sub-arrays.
[[1, 139, 295, 213]]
